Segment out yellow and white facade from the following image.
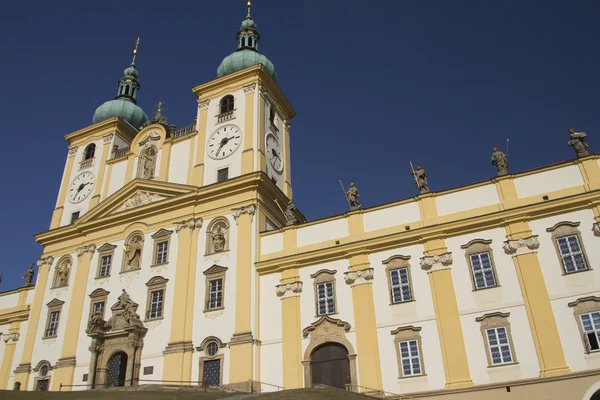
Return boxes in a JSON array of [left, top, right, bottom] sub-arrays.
[[1, 5, 600, 399]]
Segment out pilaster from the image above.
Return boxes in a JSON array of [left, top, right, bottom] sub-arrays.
[[52, 244, 96, 391], [191, 99, 209, 186], [503, 222, 570, 377], [89, 134, 114, 208], [276, 272, 303, 389], [494, 174, 519, 210], [157, 139, 173, 182], [50, 146, 78, 229], [163, 217, 202, 382], [576, 155, 600, 191], [242, 83, 257, 174], [0, 289, 27, 389]]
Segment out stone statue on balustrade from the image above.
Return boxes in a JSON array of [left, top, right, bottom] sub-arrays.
[[411, 164, 430, 194], [23, 264, 35, 287], [491, 144, 509, 176], [284, 200, 298, 226], [345, 181, 361, 211], [568, 127, 590, 158]]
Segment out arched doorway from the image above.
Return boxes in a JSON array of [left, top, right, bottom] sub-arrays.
[[591, 389, 600, 400], [310, 343, 351, 389], [105, 352, 128, 388]]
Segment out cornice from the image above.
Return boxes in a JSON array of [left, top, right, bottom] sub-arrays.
[[64, 117, 138, 146]]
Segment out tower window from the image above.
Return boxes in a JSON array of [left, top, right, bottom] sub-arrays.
[[217, 168, 229, 182], [220, 95, 235, 114], [70, 212, 80, 224], [269, 107, 275, 124], [84, 143, 96, 160]]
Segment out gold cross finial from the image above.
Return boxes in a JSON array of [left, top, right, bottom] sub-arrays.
[[247, 1, 252, 16], [132, 36, 141, 64], [154, 98, 166, 119]]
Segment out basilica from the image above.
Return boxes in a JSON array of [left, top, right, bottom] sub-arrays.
[[1, 3, 600, 399]]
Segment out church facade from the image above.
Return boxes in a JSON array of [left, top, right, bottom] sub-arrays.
[[1, 4, 600, 399]]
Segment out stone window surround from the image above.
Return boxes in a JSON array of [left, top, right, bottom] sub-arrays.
[[150, 229, 174, 267], [391, 325, 426, 378], [460, 239, 500, 291], [196, 336, 226, 387], [33, 360, 52, 391], [121, 231, 145, 273], [475, 312, 518, 367], [310, 269, 338, 317], [88, 288, 110, 321], [51, 256, 72, 289], [568, 296, 600, 354], [382, 255, 415, 305], [203, 265, 228, 312], [43, 298, 65, 339], [96, 243, 117, 278], [546, 221, 591, 275], [205, 217, 231, 255], [145, 276, 168, 321]]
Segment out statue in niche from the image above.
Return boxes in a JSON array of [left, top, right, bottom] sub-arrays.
[[491, 144, 509, 176], [568, 127, 590, 158], [412, 164, 430, 194], [284, 200, 298, 226], [211, 226, 226, 253], [56, 261, 70, 287], [23, 264, 35, 287], [139, 147, 157, 179], [124, 235, 143, 270], [345, 181, 361, 210]]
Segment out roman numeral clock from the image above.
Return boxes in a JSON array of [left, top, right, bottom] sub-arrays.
[[207, 124, 242, 159]]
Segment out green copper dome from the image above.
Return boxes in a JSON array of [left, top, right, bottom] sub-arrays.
[[240, 16, 257, 30], [217, 50, 277, 81], [93, 99, 148, 128]]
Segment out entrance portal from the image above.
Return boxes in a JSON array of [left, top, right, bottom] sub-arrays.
[[310, 342, 351, 389], [105, 352, 128, 388]]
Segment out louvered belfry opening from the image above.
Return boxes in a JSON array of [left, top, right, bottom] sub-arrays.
[[310, 342, 351, 389]]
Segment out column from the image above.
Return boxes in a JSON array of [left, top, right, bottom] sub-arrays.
[[52, 244, 96, 391], [503, 221, 570, 377], [276, 270, 302, 389], [229, 205, 256, 391], [14, 256, 54, 389], [421, 240, 473, 389], [345, 253, 382, 392], [89, 134, 114, 208], [191, 99, 209, 187], [163, 218, 202, 382], [50, 147, 78, 229], [242, 83, 257, 174], [157, 139, 173, 182]]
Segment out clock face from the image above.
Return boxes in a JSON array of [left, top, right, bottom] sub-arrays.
[[68, 172, 95, 203], [266, 133, 283, 173], [207, 125, 242, 160]]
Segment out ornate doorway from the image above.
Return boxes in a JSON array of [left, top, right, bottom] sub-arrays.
[[105, 352, 128, 388], [310, 343, 351, 389]]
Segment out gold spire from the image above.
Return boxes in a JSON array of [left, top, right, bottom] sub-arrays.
[[247, 0, 252, 17], [154, 98, 166, 119], [131, 36, 141, 64]]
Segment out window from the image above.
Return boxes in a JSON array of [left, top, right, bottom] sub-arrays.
[[217, 168, 229, 182], [96, 243, 116, 278], [151, 229, 173, 267], [207, 341, 219, 356], [156, 242, 168, 265], [88, 288, 109, 322], [145, 276, 168, 321], [203, 265, 228, 312], [84, 143, 96, 160], [219, 95, 235, 114], [92, 301, 105, 318], [44, 299, 64, 338], [382, 255, 415, 304], [70, 212, 80, 224], [547, 221, 591, 274], [311, 270, 337, 316], [461, 239, 499, 290], [391, 326, 425, 378], [568, 296, 600, 353], [476, 312, 517, 367], [580, 312, 600, 352], [269, 107, 275, 124]]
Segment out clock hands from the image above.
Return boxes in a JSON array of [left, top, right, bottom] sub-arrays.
[[73, 182, 91, 199]]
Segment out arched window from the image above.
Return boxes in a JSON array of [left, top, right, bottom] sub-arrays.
[[219, 95, 235, 114], [84, 144, 96, 160], [269, 106, 275, 124]]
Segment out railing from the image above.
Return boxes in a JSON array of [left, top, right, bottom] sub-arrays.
[[216, 110, 236, 124], [345, 383, 399, 398], [249, 379, 285, 393], [269, 121, 279, 133], [172, 123, 196, 139], [79, 158, 94, 170], [59, 383, 92, 391], [112, 146, 130, 159]]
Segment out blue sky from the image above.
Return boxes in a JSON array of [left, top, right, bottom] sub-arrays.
[[0, 0, 599, 290]]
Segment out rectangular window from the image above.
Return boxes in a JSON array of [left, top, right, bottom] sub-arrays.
[[70, 212, 80, 224], [217, 168, 229, 182], [92, 301, 105, 318], [316, 281, 335, 316], [469, 251, 497, 289], [580, 312, 600, 352], [486, 327, 513, 365], [208, 279, 223, 310], [148, 290, 164, 319], [390, 267, 412, 303], [99, 254, 112, 277], [155, 241, 168, 265], [556, 234, 589, 273], [46, 311, 60, 337], [399, 340, 422, 376]]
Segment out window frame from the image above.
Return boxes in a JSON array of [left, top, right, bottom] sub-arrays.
[[88, 288, 110, 322], [203, 265, 228, 312], [568, 296, 600, 354], [83, 143, 96, 161], [145, 276, 169, 321], [382, 255, 415, 305], [475, 312, 518, 367], [461, 239, 500, 291], [391, 326, 426, 378], [96, 243, 117, 278], [219, 95, 235, 114], [43, 299, 65, 339], [311, 270, 338, 317], [217, 167, 229, 182], [150, 229, 173, 267], [547, 221, 591, 275]]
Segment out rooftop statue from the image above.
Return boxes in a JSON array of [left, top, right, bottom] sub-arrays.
[[23, 264, 35, 287], [345, 181, 361, 211], [568, 127, 590, 158], [284, 200, 298, 226], [491, 144, 509, 176], [412, 164, 430, 194]]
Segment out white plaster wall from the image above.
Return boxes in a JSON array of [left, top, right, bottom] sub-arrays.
[[363, 202, 421, 233], [107, 160, 127, 197], [0, 293, 19, 310], [445, 228, 524, 313], [435, 184, 500, 216], [551, 295, 593, 373], [369, 245, 433, 325], [529, 209, 599, 297], [26, 288, 35, 304], [462, 306, 539, 385], [201, 88, 246, 186], [296, 219, 349, 248], [168, 140, 191, 185], [514, 165, 584, 198], [72, 364, 90, 390], [139, 354, 164, 385], [7, 320, 28, 390], [260, 342, 283, 391], [259, 274, 282, 342], [0, 323, 8, 365], [261, 233, 283, 255]]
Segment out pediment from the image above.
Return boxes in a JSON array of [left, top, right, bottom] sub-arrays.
[[47, 298, 65, 308], [302, 316, 351, 338], [151, 228, 174, 239], [89, 288, 110, 299], [78, 179, 196, 224], [203, 264, 228, 276], [96, 243, 117, 253]]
